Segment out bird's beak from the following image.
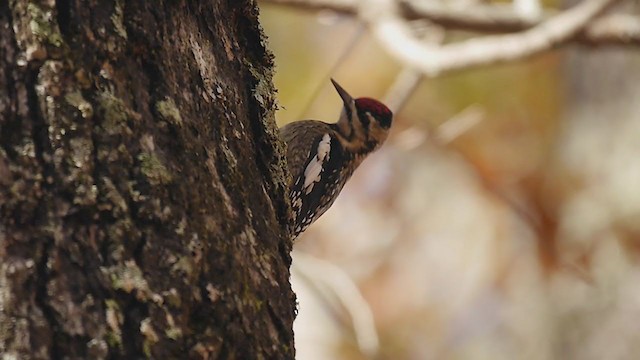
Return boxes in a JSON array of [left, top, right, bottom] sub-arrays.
[[331, 78, 353, 106]]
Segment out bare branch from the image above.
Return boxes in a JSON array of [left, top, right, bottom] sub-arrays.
[[513, 0, 543, 19], [261, 0, 640, 46], [435, 106, 484, 143], [400, 1, 543, 32], [262, 0, 357, 15], [579, 13, 640, 45], [383, 24, 444, 112], [401, 0, 640, 46], [363, 0, 619, 76], [383, 68, 423, 113], [293, 250, 379, 357]]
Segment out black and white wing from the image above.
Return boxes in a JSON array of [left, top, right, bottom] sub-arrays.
[[289, 133, 346, 238]]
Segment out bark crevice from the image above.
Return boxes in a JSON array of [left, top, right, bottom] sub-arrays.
[[34, 239, 55, 357]]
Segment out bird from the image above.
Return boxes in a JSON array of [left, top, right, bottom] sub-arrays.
[[279, 79, 393, 239]]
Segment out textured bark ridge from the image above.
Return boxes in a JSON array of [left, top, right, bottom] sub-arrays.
[[0, 0, 295, 358]]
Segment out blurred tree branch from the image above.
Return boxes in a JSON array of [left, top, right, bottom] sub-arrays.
[[401, 1, 640, 46], [365, 0, 619, 76], [262, 0, 637, 75], [263, 0, 359, 14]]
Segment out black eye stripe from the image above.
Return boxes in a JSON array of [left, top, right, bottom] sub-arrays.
[[358, 110, 371, 128], [379, 113, 392, 128], [345, 105, 353, 123]]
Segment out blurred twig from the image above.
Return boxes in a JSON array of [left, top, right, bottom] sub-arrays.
[[292, 250, 380, 357], [513, 0, 543, 19], [401, 1, 551, 31], [578, 13, 640, 45], [261, 0, 358, 14], [435, 106, 484, 143], [364, 0, 620, 76], [383, 68, 423, 113], [383, 22, 445, 112], [296, 22, 366, 120], [402, 1, 640, 46], [261, 0, 639, 46]]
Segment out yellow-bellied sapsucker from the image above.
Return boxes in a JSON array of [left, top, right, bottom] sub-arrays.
[[280, 79, 393, 239]]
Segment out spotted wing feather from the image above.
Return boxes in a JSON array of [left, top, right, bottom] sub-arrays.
[[288, 133, 347, 237], [280, 120, 330, 182]]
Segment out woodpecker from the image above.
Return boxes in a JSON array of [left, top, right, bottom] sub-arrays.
[[280, 79, 393, 239]]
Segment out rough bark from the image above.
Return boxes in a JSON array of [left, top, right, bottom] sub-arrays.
[[0, 0, 295, 358]]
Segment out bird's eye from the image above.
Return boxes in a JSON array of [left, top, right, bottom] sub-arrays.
[[378, 113, 392, 128]]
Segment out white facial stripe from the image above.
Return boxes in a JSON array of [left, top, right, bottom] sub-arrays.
[[366, 112, 375, 124], [302, 133, 331, 194]]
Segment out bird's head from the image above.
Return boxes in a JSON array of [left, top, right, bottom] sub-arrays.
[[332, 79, 393, 153]]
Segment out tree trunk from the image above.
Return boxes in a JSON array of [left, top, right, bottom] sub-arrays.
[[0, 0, 295, 358]]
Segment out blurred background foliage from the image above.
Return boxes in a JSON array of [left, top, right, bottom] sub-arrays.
[[260, 3, 640, 359]]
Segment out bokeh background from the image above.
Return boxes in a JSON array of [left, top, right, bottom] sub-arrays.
[[259, 3, 640, 359]]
